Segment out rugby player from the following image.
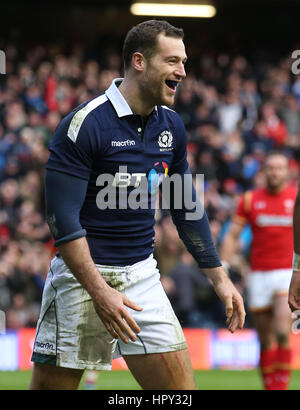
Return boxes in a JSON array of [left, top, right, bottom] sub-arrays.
[[221, 151, 297, 390], [288, 165, 300, 370], [30, 20, 245, 390]]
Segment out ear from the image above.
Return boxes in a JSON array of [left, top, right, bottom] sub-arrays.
[[131, 52, 146, 72]]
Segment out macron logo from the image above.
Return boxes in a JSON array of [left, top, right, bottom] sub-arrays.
[[111, 139, 136, 147]]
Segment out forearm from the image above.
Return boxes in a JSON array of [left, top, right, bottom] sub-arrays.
[[202, 265, 230, 284], [58, 237, 109, 299], [173, 216, 221, 268], [169, 170, 221, 269], [201, 264, 246, 333], [220, 233, 238, 264], [294, 188, 300, 254]]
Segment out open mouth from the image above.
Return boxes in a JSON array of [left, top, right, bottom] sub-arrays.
[[165, 80, 179, 91]]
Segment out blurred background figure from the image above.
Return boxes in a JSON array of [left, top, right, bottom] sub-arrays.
[[220, 152, 297, 390]]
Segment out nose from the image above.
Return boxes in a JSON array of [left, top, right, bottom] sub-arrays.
[[175, 62, 186, 79]]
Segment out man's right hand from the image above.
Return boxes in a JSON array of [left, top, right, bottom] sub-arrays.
[[58, 238, 143, 344], [92, 285, 143, 344]]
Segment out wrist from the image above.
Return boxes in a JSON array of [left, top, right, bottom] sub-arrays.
[[203, 266, 229, 285], [86, 272, 110, 299], [221, 260, 230, 273], [293, 251, 300, 271]]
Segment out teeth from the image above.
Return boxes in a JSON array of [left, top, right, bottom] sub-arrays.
[[166, 80, 178, 89]]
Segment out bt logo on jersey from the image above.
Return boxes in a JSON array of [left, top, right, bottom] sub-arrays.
[[95, 165, 204, 220], [112, 171, 146, 188]]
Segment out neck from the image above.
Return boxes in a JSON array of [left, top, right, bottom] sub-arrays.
[[118, 75, 155, 117], [267, 183, 286, 194]]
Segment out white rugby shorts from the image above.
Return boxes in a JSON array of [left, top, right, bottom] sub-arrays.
[[247, 268, 293, 311], [31, 254, 187, 370]]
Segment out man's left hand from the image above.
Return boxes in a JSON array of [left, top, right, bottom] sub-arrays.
[[203, 267, 246, 333]]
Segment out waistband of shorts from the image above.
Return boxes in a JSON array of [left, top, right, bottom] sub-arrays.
[[53, 253, 156, 277], [95, 253, 155, 273], [250, 268, 292, 275]]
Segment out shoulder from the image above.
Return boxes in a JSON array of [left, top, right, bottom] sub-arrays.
[[234, 190, 253, 223], [159, 105, 185, 127], [66, 94, 109, 142], [160, 105, 177, 114], [284, 184, 298, 198], [243, 190, 254, 209], [158, 105, 187, 152], [236, 190, 255, 214], [49, 94, 110, 153], [251, 187, 265, 199]]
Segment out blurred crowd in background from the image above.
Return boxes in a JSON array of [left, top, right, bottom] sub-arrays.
[[0, 40, 300, 330]]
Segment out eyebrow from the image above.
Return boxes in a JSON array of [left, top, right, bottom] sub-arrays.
[[166, 55, 188, 63]]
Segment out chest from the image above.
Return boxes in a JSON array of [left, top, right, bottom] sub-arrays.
[[95, 125, 176, 176], [251, 195, 294, 228]]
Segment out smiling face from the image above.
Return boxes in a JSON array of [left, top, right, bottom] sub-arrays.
[[138, 34, 187, 107]]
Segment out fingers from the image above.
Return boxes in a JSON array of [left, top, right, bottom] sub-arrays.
[[114, 295, 142, 342], [105, 322, 119, 340], [94, 289, 143, 343], [122, 309, 141, 334], [103, 314, 138, 344], [123, 295, 143, 312], [227, 313, 238, 333], [112, 308, 141, 343], [236, 297, 246, 329], [288, 272, 300, 312], [288, 294, 300, 312], [111, 319, 134, 344], [227, 308, 243, 333], [226, 294, 246, 333], [100, 295, 142, 343], [224, 296, 233, 323]]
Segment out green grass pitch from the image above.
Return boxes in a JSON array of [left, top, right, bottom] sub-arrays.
[[1, 369, 300, 390]]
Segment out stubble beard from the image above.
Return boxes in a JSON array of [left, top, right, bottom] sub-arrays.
[[139, 73, 173, 108], [266, 177, 286, 192]]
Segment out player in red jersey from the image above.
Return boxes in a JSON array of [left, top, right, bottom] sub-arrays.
[[220, 151, 297, 390]]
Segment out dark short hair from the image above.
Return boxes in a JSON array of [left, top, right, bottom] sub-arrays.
[[123, 20, 184, 71], [263, 150, 289, 164]]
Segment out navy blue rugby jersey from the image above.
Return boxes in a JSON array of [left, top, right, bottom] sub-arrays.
[[46, 78, 189, 265]]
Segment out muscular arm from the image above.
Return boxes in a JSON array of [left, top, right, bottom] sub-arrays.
[[45, 169, 142, 343], [45, 170, 106, 297], [201, 265, 245, 332], [169, 170, 221, 269], [58, 237, 112, 300], [168, 169, 245, 331], [219, 221, 245, 267]]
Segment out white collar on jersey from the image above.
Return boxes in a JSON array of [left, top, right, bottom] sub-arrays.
[[105, 78, 158, 118]]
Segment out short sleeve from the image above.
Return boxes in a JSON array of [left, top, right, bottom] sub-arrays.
[[234, 191, 252, 225], [46, 112, 100, 181]]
